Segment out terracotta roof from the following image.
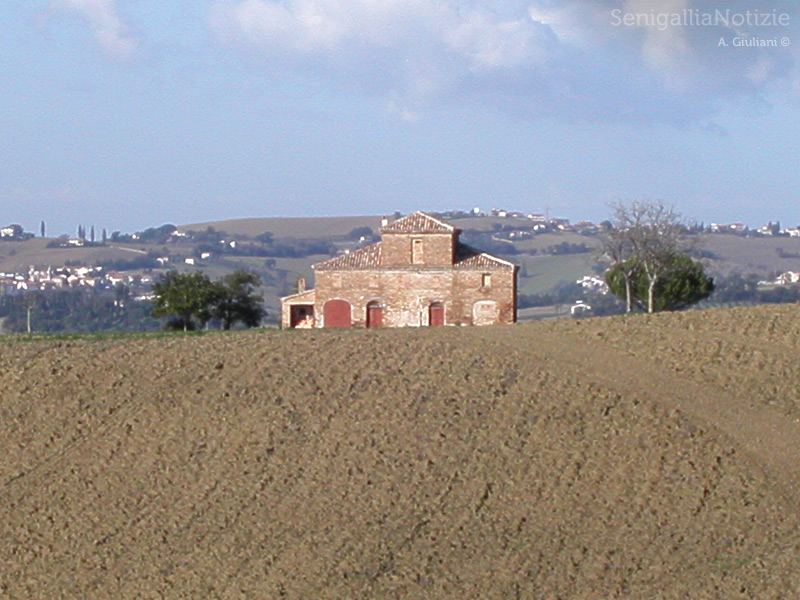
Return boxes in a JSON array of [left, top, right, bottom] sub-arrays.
[[314, 243, 382, 270], [381, 211, 455, 234], [314, 242, 515, 271], [281, 289, 316, 303], [453, 245, 517, 270]]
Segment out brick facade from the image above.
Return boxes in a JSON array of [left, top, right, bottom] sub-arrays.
[[281, 212, 518, 328]]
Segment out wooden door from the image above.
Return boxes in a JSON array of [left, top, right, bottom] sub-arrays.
[[429, 302, 444, 326], [366, 302, 383, 328], [324, 299, 352, 328]]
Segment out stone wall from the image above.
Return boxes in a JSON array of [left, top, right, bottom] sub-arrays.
[[314, 268, 516, 327], [380, 233, 456, 268]]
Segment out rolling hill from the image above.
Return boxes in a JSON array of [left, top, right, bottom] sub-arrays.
[[2, 305, 800, 598]]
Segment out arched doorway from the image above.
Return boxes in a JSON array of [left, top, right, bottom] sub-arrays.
[[366, 301, 383, 328], [429, 302, 445, 326], [323, 299, 352, 328]]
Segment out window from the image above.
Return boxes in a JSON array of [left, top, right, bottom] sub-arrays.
[[411, 238, 424, 264], [482, 273, 491, 288]]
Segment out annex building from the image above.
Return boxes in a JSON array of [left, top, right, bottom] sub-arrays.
[[281, 211, 518, 328]]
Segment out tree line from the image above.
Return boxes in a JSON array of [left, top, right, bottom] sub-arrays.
[[0, 289, 159, 334]]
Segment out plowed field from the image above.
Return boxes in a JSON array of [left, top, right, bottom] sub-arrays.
[[3, 305, 800, 599]]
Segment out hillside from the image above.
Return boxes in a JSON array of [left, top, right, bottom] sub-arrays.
[[5, 216, 800, 329], [3, 305, 800, 598]]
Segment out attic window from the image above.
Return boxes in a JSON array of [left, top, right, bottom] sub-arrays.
[[482, 273, 491, 288], [411, 238, 424, 264]]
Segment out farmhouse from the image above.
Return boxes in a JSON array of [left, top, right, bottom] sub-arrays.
[[281, 211, 518, 328]]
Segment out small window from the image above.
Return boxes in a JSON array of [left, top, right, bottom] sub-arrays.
[[331, 273, 342, 288], [411, 238, 424, 264], [482, 273, 491, 288]]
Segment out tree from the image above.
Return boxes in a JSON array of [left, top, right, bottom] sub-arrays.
[[40, 220, 45, 238], [212, 270, 266, 330], [347, 226, 373, 241], [25, 291, 41, 334], [151, 270, 265, 331], [599, 209, 638, 313], [255, 231, 274, 244], [606, 253, 713, 313], [601, 200, 695, 313], [151, 271, 216, 331]]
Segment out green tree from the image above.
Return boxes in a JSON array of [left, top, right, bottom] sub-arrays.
[[151, 271, 217, 331], [347, 226, 373, 241], [606, 253, 713, 313], [601, 200, 695, 313], [152, 270, 265, 331], [212, 270, 266, 330]]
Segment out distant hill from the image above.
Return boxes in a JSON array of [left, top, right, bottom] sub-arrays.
[[2, 305, 800, 597], [0, 238, 152, 274], [181, 215, 384, 239], [4, 214, 800, 327]]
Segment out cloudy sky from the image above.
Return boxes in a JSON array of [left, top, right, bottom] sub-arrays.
[[2, 0, 798, 235]]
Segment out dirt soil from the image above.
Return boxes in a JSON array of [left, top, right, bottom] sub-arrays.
[[3, 305, 800, 599]]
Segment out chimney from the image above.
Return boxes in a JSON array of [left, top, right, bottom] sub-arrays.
[[297, 277, 306, 293], [380, 216, 389, 228]]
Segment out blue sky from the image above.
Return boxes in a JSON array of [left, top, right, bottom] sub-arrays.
[[1, 0, 798, 236]]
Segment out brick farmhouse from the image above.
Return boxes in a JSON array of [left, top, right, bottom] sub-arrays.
[[281, 211, 518, 328]]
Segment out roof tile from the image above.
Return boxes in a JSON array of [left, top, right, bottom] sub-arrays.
[[314, 243, 382, 270], [453, 245, 516, 270], [314, 242, 514, 271], [380, 211, 455, 233]]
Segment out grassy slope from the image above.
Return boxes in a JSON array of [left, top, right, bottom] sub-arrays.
[[702, 233, 800, 276], [0, 239, 152, 273], [518, 253, 597, 294]]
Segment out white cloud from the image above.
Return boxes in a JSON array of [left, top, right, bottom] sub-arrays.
[[623, 0, 695, 91], [211, 0, 552, 112], [210, 0, 799, 125], [445, 11, 549, 70], [52, 0, 137, 59]]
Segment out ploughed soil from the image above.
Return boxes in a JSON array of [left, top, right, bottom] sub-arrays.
[[3, 305, 800, 599]]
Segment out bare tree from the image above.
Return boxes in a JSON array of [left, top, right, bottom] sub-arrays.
[[602, 200, 692, 313], [601, 202, 646, 313], [25, 291, 41, 334]]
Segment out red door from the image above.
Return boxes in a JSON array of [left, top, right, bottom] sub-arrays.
[[429, 302, 444, 326], [324, 299, 352, 328], [367, 302, 383, 328]]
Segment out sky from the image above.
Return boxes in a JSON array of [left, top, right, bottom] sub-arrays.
[[1, 0, 798, 236]]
